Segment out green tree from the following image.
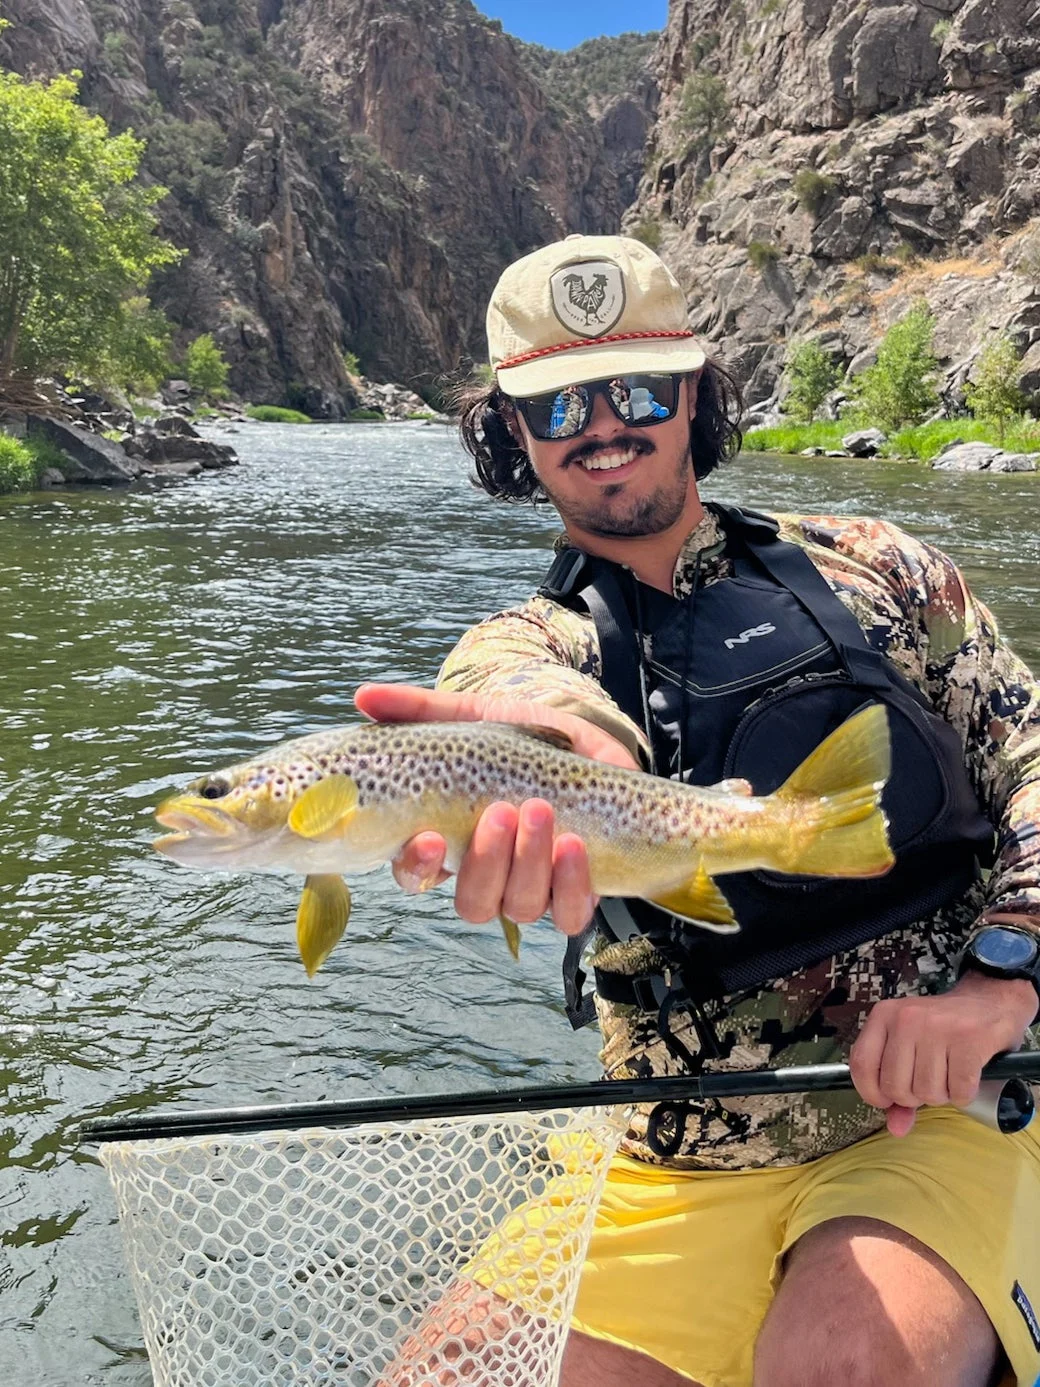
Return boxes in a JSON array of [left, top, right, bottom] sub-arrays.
[[784, 340, 841, 423], [964, 334, 1024, 444], [675, 71, 731, 151], [0, 67, 181, 385], [185, 333, 230, 400], [852, 303, 939, 429]]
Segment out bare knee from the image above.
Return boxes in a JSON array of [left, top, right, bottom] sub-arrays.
[[753, 1218, 1001, 1387], [561, 1329, 700, 1387]]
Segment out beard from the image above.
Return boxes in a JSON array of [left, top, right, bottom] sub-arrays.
[[541, 435, 695, 539]]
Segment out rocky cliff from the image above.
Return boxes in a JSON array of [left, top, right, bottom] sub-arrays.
[[0, 0, 652, 413], [630, 0, 1040, 412]]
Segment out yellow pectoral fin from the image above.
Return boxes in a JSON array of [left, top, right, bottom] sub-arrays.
[[648, 863, 739, 934], [499, 913, 522, 961], [288, 775, 359, 839], [296, 874, 352, 976]]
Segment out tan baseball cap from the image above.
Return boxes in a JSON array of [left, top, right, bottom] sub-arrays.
[[487, 233, 705, 396]]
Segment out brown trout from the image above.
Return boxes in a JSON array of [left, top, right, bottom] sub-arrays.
[[155, 705, 893, 976]]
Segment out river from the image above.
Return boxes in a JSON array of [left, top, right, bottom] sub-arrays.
[[1, 423, 1038, 1386]]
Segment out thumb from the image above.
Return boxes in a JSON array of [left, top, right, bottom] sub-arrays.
[[885, 1103, 918, 1138]]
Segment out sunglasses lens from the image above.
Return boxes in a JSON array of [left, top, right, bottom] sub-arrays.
[[609, 374, 679, 423], [521, 385, 591, 440]]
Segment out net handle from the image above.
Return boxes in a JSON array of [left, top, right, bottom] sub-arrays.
[[79, 1052, 1040, 1144]]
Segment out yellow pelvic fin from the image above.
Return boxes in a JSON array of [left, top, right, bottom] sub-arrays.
[[498, 913, 522, 960], [296, 873, 352, 977], [288, 775, 359, 839], [649, 862, 739, 934], [773, 705, 894, 878]]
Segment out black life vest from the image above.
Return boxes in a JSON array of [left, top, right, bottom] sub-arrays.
[[540, 505, 994, 1026]]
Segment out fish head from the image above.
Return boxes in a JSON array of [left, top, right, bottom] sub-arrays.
[[154, 759, 296, 868]]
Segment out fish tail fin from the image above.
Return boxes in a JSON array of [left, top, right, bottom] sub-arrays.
[[773, 704, 894, 878]]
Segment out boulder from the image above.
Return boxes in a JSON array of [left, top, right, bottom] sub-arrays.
[[125, 427, 238, 471], [26, 416, 138, 483], [932, 442, 1038, 470], [842, 427, 887, 456], [161, 379, 192, 405]]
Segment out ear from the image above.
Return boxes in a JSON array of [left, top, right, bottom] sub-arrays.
[[686, 369, 703, 423]]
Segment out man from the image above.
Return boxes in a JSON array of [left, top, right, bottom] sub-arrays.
[[357, 234, 1040, 1386]]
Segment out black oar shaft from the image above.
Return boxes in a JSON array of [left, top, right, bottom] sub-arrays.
[[80, 1053, 1040, 1145]]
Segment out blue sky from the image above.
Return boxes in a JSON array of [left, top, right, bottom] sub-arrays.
[[473, 0, 667, 49]]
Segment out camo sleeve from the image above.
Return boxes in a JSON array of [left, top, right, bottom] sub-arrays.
[[436, 596, 649, 763], [788, 516, 1040, 933]]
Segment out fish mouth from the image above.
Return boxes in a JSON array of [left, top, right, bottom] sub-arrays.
[[154, 793, 245, 847]]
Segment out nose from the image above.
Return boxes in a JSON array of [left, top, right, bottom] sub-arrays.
[[582, 386, 626, 442]]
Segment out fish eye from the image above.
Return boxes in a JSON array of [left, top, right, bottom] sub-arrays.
[[199, 778, 230, 800]]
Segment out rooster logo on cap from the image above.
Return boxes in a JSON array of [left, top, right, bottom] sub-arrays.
[[549, 258, 625, 337], [561, 271, 610, 326]]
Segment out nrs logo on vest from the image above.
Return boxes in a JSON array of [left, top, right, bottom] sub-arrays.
[[723, 623, 777, 650]]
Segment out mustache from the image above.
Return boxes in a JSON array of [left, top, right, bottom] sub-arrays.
[[562, 433, 656, 469]]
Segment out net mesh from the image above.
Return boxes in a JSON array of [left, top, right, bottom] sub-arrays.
[[100, 1106, 626, 1387]]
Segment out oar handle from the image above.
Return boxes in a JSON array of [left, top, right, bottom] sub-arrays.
[[80, 1052, 1040, 1145]]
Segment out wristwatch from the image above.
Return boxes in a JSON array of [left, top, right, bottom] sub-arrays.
[[959, 926, 1040, 1012]]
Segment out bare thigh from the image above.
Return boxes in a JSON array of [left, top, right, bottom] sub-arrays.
[[753, 1216, 1004, 1387], [561, 1328, 703, 1387]]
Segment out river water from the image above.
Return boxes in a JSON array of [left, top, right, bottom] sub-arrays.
[[1, 423, 1037, 1386]]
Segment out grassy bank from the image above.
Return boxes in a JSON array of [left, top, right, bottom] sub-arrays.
[[744, 418, 1040, 461]]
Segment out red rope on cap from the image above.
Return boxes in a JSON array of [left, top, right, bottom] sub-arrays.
[[498, 329, 697, 370]]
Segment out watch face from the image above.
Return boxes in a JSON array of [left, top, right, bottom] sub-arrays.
[[975, 928, 1039, 970]]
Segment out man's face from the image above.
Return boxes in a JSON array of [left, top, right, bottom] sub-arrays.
[[510, 373, 701, 541]]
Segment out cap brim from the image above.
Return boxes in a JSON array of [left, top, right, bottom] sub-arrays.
[[497, 337, 707, 397]]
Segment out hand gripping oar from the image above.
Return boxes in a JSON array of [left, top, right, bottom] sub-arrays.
[[80, 1051, 1039, 1145]]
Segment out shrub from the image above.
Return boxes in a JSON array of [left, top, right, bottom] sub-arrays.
[[340, 349, 362, 377], [348, 408, 386, 422], [850, 303, 939, 429], [964, 334, 1025, 445], [747, 240, 781, 271], [629, 218, 662, 250], [931, 19, 952, 45], [783, 340, 841, 423], [246, 404, 312, 423], [0, 435, 42, 492], [185, 334, 230, 401], [793, 168, 836, 216]]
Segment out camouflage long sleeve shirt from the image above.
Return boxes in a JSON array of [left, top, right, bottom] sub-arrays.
[[437, 510, 1040, 1169]]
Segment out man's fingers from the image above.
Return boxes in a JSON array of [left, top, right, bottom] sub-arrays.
[[392, 832, 449, 893], [356, 683, 489, 725], [848, 1019, 889, 1110], [501, 800, 554, 924], [910, 1044, 951, 1108], [550, 833, 597, 937], [947, 1049, 986, 1108], [454, 803, 518, 924]]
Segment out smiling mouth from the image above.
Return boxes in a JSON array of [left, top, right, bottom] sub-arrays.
[[567, 438, 654, 475]]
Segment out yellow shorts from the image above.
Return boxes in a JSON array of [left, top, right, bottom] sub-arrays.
[[570, 1108, 1040, 1387]]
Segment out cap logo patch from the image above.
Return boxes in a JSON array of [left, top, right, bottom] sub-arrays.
[[550, 260, 625, 339]]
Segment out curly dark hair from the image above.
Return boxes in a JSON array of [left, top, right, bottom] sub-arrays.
[[452, 361, 744, 504]]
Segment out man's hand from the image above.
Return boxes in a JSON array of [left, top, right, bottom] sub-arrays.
[[849, 971, 1038, 1137], [354, 683, 640, 937]]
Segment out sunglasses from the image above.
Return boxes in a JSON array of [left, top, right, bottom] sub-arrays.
[[511, 373, 683, 442]]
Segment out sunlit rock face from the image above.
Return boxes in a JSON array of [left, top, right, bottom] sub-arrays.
[[0, 0, 645, 411], [632, 0, 1040, 411]]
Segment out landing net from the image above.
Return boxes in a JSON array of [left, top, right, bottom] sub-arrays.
[[99, 1105, 626, 1387]]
